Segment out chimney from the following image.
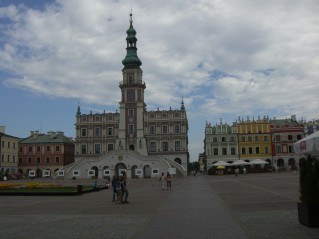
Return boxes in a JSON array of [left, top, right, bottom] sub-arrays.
[[0, 126, 5, 134]]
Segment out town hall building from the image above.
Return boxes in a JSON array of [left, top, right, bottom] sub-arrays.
[[60, 14, 189, 179]]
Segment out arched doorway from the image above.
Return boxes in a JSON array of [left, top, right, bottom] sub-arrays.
[[277, 158, 284, 168], [91, 166, 99, 178], [174, 158, 182, 164], [36, 168, 42, 178], [288, 158, 296, 169], [131, 165, 137, 179], [115, 163, 126, 177], [143, 165, 151, 178], [129, 145, 135, 151]]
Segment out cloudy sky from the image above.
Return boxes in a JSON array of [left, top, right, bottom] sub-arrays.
[[0, 0, 318, 161]]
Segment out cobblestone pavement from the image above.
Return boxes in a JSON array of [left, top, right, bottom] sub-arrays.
[[0, 173, 319, 239]]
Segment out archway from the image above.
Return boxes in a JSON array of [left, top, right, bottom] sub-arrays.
[[36, 168, 42, 178], [5, 168, 11, 176], [115, 163, 126, 177], [129, 145, 135, 151], [91, 166, 99, 178], [131, 165, 138, 179], [288, 158, 296, 169], [277, 158, 284, 168], [143, 165, 151, 178], [174, 158, 182, 164]]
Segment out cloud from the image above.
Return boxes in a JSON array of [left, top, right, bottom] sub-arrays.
[[0, 0, 319, 160]]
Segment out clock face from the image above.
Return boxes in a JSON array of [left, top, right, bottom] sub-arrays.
[[127, 90, 135, 101]]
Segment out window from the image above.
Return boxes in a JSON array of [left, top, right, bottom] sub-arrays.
[[162, 125, 168, 134], [297, 134, 302, 140], [264, 136, 269, 141], [95, 144, 101, 154], [1, 154, 4, 162], [128, 109, 134, 117], [36, 157, 40, 164], [7, 155, 10, 162], [128, 125, 134, 134], [149, 125, 155, 134], [81, 128, 87, 137], [174, 112, 180, 118], [231, 148, 236, 155], [249, 147, 253, 154], [13, 142, 16, 149], [150, 142, 156, 152], [55, 157, 60, 163], [276, 146, 281, 153], [94, 127, 101, 137], [19, 158, 23, 164], [1, 141, 4, 147], [175, 125, 180, 134], [107, 144, 114, 151], [36, 146, 41, 152], [256, 147, 260, 154], [46, 157, 50, 163], [288, 135, 293, 140], [275, 135, 281, 141], [19, 147, 23, 153], [213, 148, 218, 155], [162, 113, 167, 119], [255, 136, 259, 142], [81, 145, 87, 154], [265, 146, 269, 154], [248, 136, 252, 142], [213, 137, 218, 142], [222, 137, 226, 142], [162, 142, 168, 151], [283, 144, 287, 153], [241, 137, 246, 142], [28, 158, 32, 164], [175, 141, 181, 151], [108, 127, 113, 136], [55, 145, 60, 152], [229, 136, 235, 142], [28, 147, 32, 152], [289, 145, 293, 153], [47, 146, 51, 152], [222, 148, 227, 155], [8, 142, 10, 148], [242, 148, 246, 155]]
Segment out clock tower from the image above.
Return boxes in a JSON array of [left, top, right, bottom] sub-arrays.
[[116, 13, 148, 156]]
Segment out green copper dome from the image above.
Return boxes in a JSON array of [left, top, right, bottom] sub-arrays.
[[122, 13, 142, 68]]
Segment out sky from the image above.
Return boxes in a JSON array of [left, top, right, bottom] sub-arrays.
[[0, 0, 319, 161]]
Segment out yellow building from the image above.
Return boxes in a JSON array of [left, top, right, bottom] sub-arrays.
[[0, 126, 19, 178], [236, 117, 272, 162]]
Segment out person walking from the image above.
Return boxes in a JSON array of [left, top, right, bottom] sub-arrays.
[[111, 175, 119, 202], [166, 172, 172, 190], [159, 172, 166, 190], [121, 171, 129, 204]]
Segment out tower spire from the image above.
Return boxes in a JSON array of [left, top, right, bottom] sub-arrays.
[[181, 97, 185, 111], [122, 12, 142, 69]]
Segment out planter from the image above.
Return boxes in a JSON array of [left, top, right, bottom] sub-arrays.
[[298, 202, 319, 227]]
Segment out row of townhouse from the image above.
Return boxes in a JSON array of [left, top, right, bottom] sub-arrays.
[[204, 115, 318, 169], [0, 127, 74, 179]]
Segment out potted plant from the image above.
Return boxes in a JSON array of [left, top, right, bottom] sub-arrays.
[[298, 155, 319, 227]]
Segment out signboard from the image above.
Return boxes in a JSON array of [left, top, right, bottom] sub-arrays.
[[28, 170, 35, 177], [43, 170, 50, 177], [135, 169, 142, 176], [151, 168, 159, 176], [88, 170, 95, 177], [73, 170, 80, 177], [118, 169, 126, 176], [103, 169, 110, 176]]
